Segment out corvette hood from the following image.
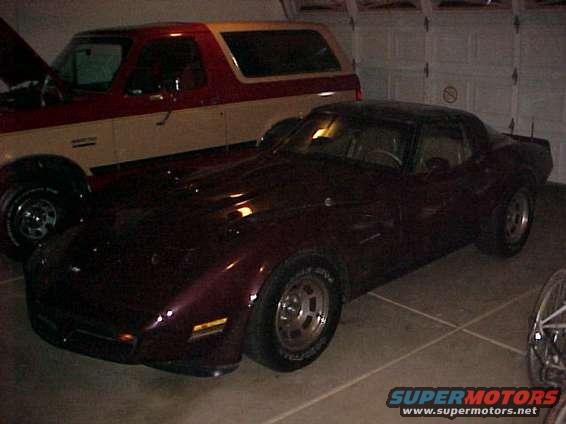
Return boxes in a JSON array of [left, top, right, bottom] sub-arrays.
[[97, 152, 354, 222], [44, 153, 367, 312]]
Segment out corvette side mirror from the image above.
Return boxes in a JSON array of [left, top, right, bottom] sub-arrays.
[[425, 157, 450, 174], [258, 118, 303, 150]]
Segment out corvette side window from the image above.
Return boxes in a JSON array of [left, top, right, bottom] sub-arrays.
[[413, 123, 472, 174], [125, 37, 206, 95], [349, 124, 406, 169]]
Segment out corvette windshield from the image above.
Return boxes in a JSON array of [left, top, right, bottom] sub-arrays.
[[280, 114, 358, 158], [53, 36, 132, 92], [280, 113, 411, 168]]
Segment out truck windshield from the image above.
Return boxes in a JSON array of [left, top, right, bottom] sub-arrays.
[[53, 36, 132, 92]]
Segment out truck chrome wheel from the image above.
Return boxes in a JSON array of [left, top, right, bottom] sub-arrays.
[[16, 197, 58, 241]]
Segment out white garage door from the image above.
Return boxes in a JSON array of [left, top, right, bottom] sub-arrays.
[[296, 2, 566, 184]]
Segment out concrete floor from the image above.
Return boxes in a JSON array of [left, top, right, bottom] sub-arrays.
[[1, 184, 565, 424]]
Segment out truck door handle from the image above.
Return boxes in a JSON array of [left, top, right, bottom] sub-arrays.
[[156, 110, 172, 126], [150, 94, 164, 101]]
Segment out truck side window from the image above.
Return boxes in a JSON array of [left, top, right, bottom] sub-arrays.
[[222, 30, 341, 78], [125, 37, 206, 95]]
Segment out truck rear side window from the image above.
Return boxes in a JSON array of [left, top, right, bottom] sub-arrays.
[[222, 30, 341, 78]]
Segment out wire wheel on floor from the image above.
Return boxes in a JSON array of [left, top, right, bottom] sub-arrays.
[[246, 254, 342, 372], [528, 269, 566, 387], [545, 395, 566, 424]]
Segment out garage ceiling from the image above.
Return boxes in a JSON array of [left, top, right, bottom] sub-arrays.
[[283, 0, 566, 184]]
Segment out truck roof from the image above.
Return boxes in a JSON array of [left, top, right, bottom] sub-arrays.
[[76, 21, 327, 38]]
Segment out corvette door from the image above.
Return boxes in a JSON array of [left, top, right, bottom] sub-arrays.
[[403, 120, 481, 259], [329, 119, 410, 291]]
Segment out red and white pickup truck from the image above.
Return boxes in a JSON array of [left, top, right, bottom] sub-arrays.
[[0, 19, 360, 256]]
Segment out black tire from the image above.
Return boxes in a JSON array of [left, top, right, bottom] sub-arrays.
[[475, 184, 535, 257], [0, 184, 76, 259], [245, 255, 343, 372], [527, 269, 566, 388]]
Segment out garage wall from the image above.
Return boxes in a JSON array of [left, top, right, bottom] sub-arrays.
[[297, 6, 566, 184], [2, 0, 286, 62]]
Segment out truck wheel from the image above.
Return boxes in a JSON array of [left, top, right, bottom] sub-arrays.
[[475, 185, 535, 257], [245, 255, 342, 372], [0, 184, 75, 258]]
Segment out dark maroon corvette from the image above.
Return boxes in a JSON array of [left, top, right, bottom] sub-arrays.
[[25, 101, 552, 375]]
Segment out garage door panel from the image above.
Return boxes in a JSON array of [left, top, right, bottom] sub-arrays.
[[473, 79, 513, 128], [433, 31, 513, 71], [391, 71, 424, 102], [393, 30, 425, 63], [433, 32, 469, 65], [358, 67, 423, 102], [359, 30, 390, 66], [518, 82, 566, 133], [475, 31, 514, 67], [521, 29, 566, 70], [358, 66, 389, 100]]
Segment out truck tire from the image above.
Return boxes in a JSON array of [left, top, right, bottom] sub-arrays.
[[0, 183, 77, 259]]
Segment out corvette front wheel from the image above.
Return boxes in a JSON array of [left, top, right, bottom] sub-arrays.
[[245, 255, 342, 372]]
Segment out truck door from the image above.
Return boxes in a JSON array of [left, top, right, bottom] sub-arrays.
[[113, 35, 225, 167]]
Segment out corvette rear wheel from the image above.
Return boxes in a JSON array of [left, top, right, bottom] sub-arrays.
[[246, 255, 342, 372], [476, 185, 534, 257]]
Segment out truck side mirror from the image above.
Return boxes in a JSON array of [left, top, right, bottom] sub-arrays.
[[162, 77, 182, 94]]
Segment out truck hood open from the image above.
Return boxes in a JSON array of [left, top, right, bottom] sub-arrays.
[[0, 17, 67, 93]]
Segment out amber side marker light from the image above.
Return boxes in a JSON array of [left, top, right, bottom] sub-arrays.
[[190, 317, 228, 341], [117, 333, 136, 343]]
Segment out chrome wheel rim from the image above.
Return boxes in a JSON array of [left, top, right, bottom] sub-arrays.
[[505, 190, 530, 244], [275, 274, 329, 352], [16, 198, 57, 241]]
